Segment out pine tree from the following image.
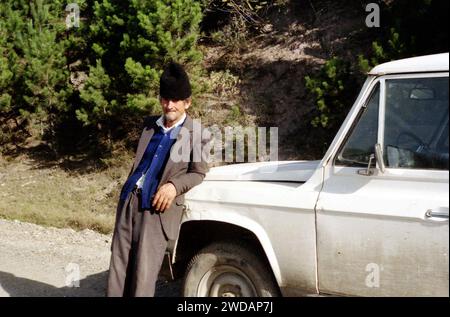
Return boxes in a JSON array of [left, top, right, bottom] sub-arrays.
[[0, 0, 72, 148], [78, 0, 204, 132]]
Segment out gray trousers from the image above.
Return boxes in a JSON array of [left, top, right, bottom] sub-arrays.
[[106, 188, 168, 297]]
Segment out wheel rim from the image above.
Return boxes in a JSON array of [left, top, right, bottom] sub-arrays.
[[196, 265, 258, 297]]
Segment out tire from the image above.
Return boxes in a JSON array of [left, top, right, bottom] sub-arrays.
[[182, 242, 280, 297]]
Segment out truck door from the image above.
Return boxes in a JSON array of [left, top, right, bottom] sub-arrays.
[[316, 74, 449, 296]]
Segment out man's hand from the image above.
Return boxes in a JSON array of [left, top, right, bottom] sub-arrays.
[[152, 182, 177, 212]]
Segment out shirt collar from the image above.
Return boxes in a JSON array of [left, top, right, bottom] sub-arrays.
[[156, 112, 187, 134]]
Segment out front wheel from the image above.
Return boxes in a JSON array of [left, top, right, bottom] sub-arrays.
[[182, 242, 280, 297]]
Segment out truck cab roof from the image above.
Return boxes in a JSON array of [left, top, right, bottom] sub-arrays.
[[369, 53, 449, 76]]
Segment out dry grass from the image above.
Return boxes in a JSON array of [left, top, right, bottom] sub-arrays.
[[0, 151, 133, 234]]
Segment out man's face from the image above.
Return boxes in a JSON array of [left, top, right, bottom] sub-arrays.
[[160, 97, 191, 124]]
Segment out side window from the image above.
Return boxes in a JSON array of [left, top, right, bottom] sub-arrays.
[[335, 83, 379, 167], [384, 77, 449, 170]]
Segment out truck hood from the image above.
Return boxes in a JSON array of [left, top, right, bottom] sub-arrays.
[[204, 160, 321, 183]]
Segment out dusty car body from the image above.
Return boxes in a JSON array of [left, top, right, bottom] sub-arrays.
[[167, 53, 449, 297]]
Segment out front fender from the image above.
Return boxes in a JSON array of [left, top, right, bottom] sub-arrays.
[[174, 203, 283, 287]]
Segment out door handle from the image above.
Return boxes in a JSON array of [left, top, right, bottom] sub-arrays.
[[425, 209, 449, 219]]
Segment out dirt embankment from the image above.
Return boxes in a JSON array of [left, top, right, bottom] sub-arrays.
[[202, 1, 371, 160]]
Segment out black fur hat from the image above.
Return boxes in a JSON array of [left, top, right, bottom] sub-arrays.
[[159, 61, 192, 100]]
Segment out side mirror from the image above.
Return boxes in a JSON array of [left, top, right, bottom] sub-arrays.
[[374, 143, 385, 173], [357, 154, 375, 176], [357, 143, 385, 176]]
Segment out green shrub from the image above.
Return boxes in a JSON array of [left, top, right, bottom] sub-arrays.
[[305, 57, 353, 130]]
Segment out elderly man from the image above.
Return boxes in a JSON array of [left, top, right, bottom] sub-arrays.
[[107, 62, 209, 297]]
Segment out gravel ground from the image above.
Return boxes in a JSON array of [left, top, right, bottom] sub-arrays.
[[0, 219, 181, 297]]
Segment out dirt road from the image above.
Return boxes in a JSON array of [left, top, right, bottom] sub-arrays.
[[0, 219, 180, 297]]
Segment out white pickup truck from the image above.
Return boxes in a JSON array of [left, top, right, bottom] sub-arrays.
[[166, 53, 449, 297]]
